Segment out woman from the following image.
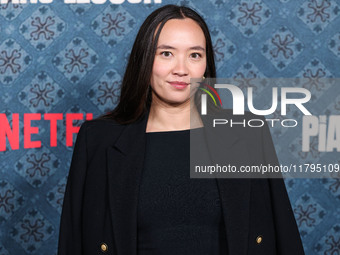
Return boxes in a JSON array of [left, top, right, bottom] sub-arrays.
[[58, 4, 305, 255]]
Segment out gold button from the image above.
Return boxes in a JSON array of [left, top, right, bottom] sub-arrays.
[[256, 235, 263, 244], [100, 243, 108, 252]]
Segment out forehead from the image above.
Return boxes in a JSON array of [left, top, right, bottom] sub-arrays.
[[157, 18, 206, 47]]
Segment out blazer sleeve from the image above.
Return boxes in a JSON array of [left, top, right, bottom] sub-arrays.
[[261, 120, 305, 255], [58, 122, 88, 255]]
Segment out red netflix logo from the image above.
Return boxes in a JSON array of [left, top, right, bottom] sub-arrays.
[[0, 113, 93, 151]]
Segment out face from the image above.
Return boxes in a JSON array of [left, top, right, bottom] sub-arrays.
[[150, 18, 207, 107]]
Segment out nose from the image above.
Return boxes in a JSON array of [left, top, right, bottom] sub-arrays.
[[172, 57, 188, 77]]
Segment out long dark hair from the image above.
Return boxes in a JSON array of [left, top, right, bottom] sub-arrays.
[[101, 4, 216, 124]]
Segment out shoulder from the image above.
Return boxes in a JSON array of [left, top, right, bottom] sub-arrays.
[[77, 118, 127, 148], [82, 118, 124, 132]]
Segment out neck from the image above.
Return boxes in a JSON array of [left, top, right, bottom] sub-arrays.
[[146, 97, 203, 132]]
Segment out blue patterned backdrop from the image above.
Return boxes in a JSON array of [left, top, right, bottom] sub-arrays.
[[0, 0, 340, 254]]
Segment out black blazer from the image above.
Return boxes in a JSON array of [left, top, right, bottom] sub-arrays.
[[58, 110, 305, 255]]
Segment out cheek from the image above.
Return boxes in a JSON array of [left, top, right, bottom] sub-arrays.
[[150, 64, 167, 90], [192, 62, 206, 77], [151, 58, 171, 79]]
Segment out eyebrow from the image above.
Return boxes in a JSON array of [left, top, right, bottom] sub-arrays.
[[157, 44, 205, 51]]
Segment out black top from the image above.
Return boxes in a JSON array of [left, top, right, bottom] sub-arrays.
[[137, 129, 227, 255]]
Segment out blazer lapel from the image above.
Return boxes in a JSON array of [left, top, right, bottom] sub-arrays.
[[106, 114, 148, 255], [201, 113, 251, 255]]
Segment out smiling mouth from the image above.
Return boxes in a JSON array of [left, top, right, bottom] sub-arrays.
[[168, 81, 189, 89]]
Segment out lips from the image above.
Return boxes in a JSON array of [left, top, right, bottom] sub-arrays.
[[168, 81, 189, 89]]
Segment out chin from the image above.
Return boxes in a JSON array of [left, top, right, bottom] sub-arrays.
[[164, 98, 191, 106], [152, 91, 191, 106]]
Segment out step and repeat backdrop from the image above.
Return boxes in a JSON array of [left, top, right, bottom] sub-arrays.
[[0, 0, 340, 254]]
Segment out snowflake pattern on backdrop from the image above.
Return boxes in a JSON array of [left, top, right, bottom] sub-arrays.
[[53, 37, 98, 84], [11, 209, 54, 253], [228, 0, 272, 37], [18, 71, 65, 113], [297, 0, 340, 34], [19, 6, 66, 51], [0, 39, 31, 85], [262, 26, 304, 71]]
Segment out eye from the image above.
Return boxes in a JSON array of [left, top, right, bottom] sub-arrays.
[[190, 52, 202, 59], [161, 51, 172, 57]]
